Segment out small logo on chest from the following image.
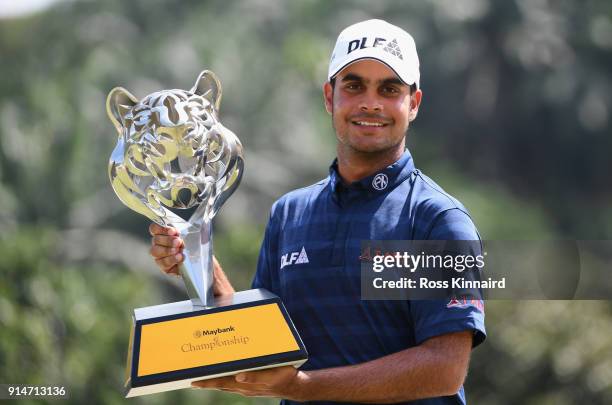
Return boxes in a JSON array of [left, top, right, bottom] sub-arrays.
[[280, 247, 309, 269], [372, 173, 388, 190]]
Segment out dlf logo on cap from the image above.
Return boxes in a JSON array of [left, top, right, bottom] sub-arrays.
[[347, 37, 403, 60], [328, 19, 420, 88]]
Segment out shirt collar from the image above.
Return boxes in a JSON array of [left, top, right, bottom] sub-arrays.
[[328, 149, 416, 199]]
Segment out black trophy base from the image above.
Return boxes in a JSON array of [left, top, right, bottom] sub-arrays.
[[124, 289, 308, 397]]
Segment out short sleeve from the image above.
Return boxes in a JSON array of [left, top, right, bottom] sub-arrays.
[[410, 299, 486, 347], [427, 207, 480, 240], [412, 208, 487, 347]]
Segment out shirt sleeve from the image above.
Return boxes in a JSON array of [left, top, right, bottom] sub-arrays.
[[251, 203, 281, 294], [410, 208, 487, 347]]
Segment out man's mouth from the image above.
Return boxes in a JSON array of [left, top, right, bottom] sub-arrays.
[[351, 121, 388, 127]]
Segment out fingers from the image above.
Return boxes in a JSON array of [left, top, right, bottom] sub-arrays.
[[162, 264, 180, 276], [149, 222, 179, 237], [191, 377, 272, 397], [149, 222, 185, 276], [150, 240, 181, 256], [191, 376, 236, 389], [152, 234, 184, 249], [235, 367, 296, 385], [150, 237, 184, 276], [155, 254, 183, 275]]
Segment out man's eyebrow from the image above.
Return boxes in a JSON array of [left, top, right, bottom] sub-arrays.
[[340, 74, 405, 86], [341, 73, 364, 82], [380, 77, 405, 86]]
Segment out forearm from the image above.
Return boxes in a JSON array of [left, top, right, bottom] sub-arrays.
[[212, 256, 235, 296], [293, 331, 471, 403]]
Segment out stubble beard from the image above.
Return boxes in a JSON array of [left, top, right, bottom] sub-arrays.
[[329, 88, 408, 162], [332, 114, 408, 161]]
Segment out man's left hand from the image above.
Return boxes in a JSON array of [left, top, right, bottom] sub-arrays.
[[191, 366, 305, 400]]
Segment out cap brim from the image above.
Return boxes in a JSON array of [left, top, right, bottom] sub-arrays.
[[330, 56, 414, 87], [328, 46, 417, 87]]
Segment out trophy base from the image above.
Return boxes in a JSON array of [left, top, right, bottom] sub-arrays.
[[124, 289, 308, 398]]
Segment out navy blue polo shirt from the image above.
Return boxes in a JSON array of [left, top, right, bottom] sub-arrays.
[[252, 149, 486, 405]]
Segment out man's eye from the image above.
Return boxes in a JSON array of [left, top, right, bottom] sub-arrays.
[[345, 83, 363, 90], [381, 86, 399, 95]]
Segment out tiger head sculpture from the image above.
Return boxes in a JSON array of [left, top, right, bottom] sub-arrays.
[[106, 70, 243, 227]]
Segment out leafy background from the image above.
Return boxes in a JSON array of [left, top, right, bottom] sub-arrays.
[[0, 0, 611, 404]]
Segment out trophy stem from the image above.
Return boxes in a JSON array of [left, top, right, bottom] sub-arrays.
[[177, 219, 214, 308]]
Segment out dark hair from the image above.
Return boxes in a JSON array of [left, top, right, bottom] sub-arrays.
[[329, 77, 417, 94]]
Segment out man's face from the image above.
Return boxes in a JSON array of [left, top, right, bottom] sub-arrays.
[[323, 59, 422, 155]]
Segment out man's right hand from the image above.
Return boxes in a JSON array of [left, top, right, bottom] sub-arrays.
[[149, 223, 184, 276], [148, 223, 236, 297]]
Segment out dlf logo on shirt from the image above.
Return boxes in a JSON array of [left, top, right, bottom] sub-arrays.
[[280, 247, 309, 270]]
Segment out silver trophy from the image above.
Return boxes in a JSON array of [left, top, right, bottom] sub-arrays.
[[106, 71, 306, 397], [106, 70, 243, 308]]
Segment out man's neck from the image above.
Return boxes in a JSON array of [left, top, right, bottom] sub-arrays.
[[336, 144, 405, 184]]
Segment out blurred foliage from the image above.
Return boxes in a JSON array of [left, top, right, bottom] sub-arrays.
[[0, 0, 611, 404]]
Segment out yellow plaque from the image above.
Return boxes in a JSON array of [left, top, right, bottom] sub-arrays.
[[138, 303, 299, 376], [124, 290, 308, 398]]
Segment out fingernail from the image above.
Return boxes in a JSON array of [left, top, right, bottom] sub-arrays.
[[175, 253, 183, 261], [236, 373, 246, 382]]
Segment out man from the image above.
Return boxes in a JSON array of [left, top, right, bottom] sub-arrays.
[[149, 19, 485, 404]]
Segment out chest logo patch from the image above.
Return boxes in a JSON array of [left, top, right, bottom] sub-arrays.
[[280, 246, 310, 269], [372, 173, 389, 190]]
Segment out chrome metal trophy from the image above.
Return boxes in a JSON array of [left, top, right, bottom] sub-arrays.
[[106, 71, 307, 398]]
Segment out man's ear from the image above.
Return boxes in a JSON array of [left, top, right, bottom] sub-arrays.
[[192, 70, 222, 111], [408, 89, 423, 122], [323, 81, 334, 115], [106, 87, 138, 134]]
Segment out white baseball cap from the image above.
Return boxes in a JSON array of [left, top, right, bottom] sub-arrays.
[[328, 19, 420, 88]]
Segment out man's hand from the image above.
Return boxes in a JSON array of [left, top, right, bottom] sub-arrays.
[[149, 223, 184, 276], [191, 331, 472, 403], [191, 366, 305, 401], [148, 223, 235, 296]]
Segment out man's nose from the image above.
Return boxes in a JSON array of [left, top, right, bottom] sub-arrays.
[[359, 92, 382, 112]]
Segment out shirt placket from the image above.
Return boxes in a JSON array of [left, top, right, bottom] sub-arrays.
[[330, 187, 362, 267]]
